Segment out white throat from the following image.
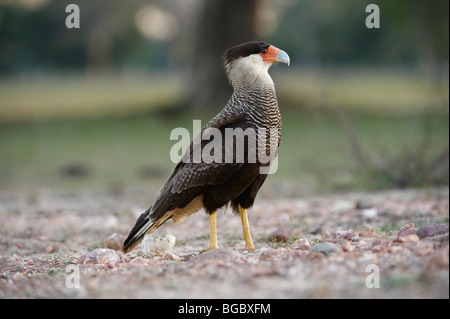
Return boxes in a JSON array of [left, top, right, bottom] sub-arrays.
[[225, 54, 274, 92]]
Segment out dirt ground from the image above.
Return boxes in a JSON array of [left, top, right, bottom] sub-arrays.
[[0, 186, 448, 299]]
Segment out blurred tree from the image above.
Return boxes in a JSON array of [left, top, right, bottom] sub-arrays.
[[381, 0, 449, 95], [183, 0, 260, 110], [78, 0, 144, 74], [0, 0, 150, 75]]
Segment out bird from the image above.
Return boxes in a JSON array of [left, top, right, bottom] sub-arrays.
[[122, 41, 290, 253]]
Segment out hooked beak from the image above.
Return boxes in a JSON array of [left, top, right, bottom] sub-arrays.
[[275, 49, 290, 66]]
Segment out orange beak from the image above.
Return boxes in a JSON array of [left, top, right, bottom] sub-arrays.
[[260, 45, 290, 65]]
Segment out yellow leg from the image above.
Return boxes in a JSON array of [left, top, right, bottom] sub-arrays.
[[239, 204, 255, 250], [204, 210, 218, 251]]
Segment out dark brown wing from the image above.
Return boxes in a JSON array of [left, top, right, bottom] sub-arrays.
[[123, 112, 250, 252], [150, 113, 249, 220]]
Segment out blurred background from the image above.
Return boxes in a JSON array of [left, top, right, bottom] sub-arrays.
[[0, 0, 448, 197]]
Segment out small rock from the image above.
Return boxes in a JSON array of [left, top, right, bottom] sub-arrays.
[[397, 223, 417, 235], [322, 231, 332, 239], [311, 242, 342, 255], [141, 234, 176, 258], [359, 231, 382, 239], [291, 238, 311, 250], [324, 238, 354, 252], [362, 208, 378, 219], [77, 254, 86, 264], [395, 223, 418, 241], [79, 248, 120, 265], [104, 233, 126, 251], [44, 245, 55, 254], [356, 199, 373, 209], [370, 239, 382, 251], [340, 240, 354, 252], [388, 245, 405, 254], [372, 239, 383, 247], [416, 224, 449, 239], [334, 231, 355, 240], [394, 234, 420, 243], [357, 239, 370, 249], [268, 229, 291, 243], [164, 253, 181, 261]]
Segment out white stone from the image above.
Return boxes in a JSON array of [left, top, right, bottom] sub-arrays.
[[82, 248, 119, 264], [140, 234, 176, 257], [362, 208, 378, 219]]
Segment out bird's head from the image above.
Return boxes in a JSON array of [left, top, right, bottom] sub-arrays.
[[223, 41, 290, 90]]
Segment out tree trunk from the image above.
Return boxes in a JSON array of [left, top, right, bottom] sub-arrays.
[[184, 0, 259, 111]]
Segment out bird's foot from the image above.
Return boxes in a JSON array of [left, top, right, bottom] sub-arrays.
[[203, 211, 219, 252], [202, 244, 219, 252], [243, 243, 255, 251]]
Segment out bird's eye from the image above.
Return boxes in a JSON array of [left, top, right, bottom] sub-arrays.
[[261, 49, 267, 54]]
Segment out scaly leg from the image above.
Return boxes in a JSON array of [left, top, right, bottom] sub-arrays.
[[204, 210, 218, 251], [239, 204, 255, 250]]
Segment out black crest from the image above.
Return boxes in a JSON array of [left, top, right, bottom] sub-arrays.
[[223, 41, 271, 66]]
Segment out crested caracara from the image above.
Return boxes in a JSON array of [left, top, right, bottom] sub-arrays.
[[123, 41, 290, 253]]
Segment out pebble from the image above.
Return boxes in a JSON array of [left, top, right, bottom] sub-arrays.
[[334, 231, 355, 240], [359, 231, 382, 239], [351, 236, 361, 242], [311, 242, 342, 255], [356, 199, 373, 209], [104, 233, 126, 251], [340, 240, 354, 252], [268, 229, 291, 242], [323, 238, 354, 252], [416, 224, 449, 239], [79, 248, 120, 265], [140, 234, 176, 258], [356, 239, 370, 249], [291, 238, 311, 250], [394, 234, 420, 243], [44, 245, 55, 254], [362, 208, 378, 219], [396, 223, 418, 238], [395, 223, 419, 243]]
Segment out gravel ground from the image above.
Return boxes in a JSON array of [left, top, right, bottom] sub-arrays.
[[0, 187, 448, 299]]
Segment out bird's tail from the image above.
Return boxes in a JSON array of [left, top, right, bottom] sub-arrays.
[[122, 205, 168, 253]]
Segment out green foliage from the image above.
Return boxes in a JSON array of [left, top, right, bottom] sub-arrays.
[[270, 0, 448, 67], [0, 0, 448, 74], [0, 1, 168, 74]]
